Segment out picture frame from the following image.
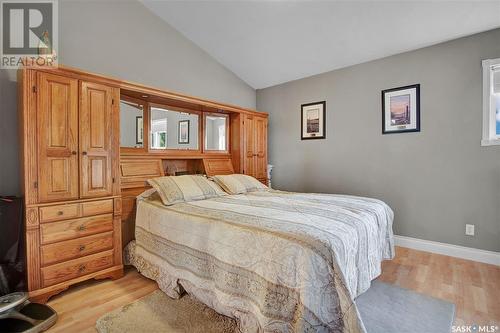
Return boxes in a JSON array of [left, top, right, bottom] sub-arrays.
[[178, 120, 190, 144], [382, 84, 420, 134], [135, 116, 143, 144], [301, 101, 326, 140]]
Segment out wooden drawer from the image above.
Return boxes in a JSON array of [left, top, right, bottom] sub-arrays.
[[39, 204, 80, 223], [81, 199, 113, 217], [39, 199, 115, 223], [41, 250, 114, 287], [40, 214, 113, 244], [203, 159, 234, 177], [120, 159, 164, 189], [41, 231, 114, 266]]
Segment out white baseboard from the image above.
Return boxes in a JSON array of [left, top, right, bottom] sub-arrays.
[[394, 235, 500, 266]]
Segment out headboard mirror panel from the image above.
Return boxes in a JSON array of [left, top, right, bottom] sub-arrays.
[[204, 113, 229, 153], [120, 99, 144, 149], [150, 106, 200, 151]]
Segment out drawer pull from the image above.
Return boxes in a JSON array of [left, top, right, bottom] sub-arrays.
[[77, 225, 86, 231], [78, 264, 86, 273], [57, 211, 64, 216], [78, 245, 86, 252]]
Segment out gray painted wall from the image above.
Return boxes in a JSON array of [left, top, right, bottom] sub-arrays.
[[0, 0, 255, 196], [257, 28, 500, 252]]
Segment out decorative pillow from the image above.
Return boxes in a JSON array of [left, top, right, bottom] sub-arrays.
[[137, 188, 157, 200], [211, 174, 268, 195], [147, 175, 226, 206]]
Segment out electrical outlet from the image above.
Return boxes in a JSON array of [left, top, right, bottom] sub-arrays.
[[465, 224, 475, 236]]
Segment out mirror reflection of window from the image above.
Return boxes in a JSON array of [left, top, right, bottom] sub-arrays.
[[150, 107, 199, 150], [151, 128, 167, 149], [218, 126, 225, 149], [205, 114, 228, 151], [151, 108, 168, 149], [120, 100, 143, 148]]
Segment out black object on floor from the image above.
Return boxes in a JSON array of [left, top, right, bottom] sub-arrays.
[[0, 196, 26, 296], [0, 292, 57, 333]]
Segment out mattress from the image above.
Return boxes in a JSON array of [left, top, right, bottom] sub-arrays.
[[126, 190, 394, 333]]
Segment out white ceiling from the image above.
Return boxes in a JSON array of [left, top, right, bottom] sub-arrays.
[[141, 1, 500, 89]]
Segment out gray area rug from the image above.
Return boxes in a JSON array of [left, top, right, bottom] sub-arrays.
[[356, 280, 455, 333], [96, 281, 455, 333]]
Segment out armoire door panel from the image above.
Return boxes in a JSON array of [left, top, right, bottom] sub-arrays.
[[48, 84, 69, 147], [89, 89, 106, 148], [255, 117, 268, 180], [243, 115, 255, 177], [80, 81, 115, 198], [49, 159, 71, 192], [37, 72, 79, 202], [90, 156, 106, 190]]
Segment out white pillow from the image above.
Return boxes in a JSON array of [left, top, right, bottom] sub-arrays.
[[211, 174, 268, 195], [147, 175, 226, 205]]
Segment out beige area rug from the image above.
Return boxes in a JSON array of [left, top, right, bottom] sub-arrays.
[[96, 281, 455, 333], [95, 290, 238, 333]]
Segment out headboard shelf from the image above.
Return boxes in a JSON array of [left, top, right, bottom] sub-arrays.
[[120, 159, 164, 189], [120, 152, 231, 160], [120, 157, 235, 188], [202, 159, 234, 177]]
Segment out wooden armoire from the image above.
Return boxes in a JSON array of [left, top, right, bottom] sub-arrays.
[[231, 114, 268, 184], [18, 68, 123, 303], [18, 65, 269, 303]]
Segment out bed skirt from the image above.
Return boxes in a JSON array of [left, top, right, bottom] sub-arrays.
[[125, 240, 262, 333]]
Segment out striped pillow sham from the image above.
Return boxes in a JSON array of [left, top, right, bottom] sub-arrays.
[[147, 175, 226, 206], [211, 174, 268, 195]]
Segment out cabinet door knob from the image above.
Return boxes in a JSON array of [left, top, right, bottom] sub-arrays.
[[82, 151, 87, 156], [71, 151, 77, 155]]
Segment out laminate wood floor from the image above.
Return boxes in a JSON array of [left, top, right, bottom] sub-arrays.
[[45, 246, 500, 332], [378, 246, 500, 327]]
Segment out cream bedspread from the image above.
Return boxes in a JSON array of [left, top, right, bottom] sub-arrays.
[[126, 190, 394, 333]]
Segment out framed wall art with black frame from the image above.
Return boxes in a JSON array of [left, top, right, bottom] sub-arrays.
[[382, 84, 420, 134], [301, 101, 326, 140], [178, 119, 190, 144]]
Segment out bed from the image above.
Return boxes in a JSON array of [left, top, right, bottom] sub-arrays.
[[125, 185, 394, 333]]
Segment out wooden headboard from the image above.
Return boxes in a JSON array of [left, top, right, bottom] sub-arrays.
[[120, 159, 164, 189], [120, 157, 234, 248], [120, 157, 234, 191], [202, 158, 234, 176]]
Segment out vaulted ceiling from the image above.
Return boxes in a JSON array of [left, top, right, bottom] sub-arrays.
[[141, 1, 500, 89]]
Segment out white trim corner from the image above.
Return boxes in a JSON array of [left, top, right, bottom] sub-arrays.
[[482, 58, 500, 146], [394, 235, 500, 266], [481, 138, 500, 146]]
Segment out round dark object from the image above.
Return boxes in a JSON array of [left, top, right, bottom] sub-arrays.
[[0, 292, 28, 313]]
